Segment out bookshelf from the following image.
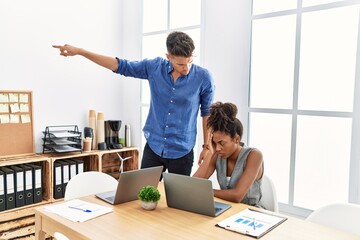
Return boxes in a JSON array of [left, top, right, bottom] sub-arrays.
[[0, 147, 139, 239]]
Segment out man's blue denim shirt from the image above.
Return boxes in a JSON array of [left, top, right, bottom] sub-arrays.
[[115, 57, 215, 159]]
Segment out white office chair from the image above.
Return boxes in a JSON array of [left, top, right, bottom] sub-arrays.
[[306, 203, 360, 236], [64, 171, 118, 200], [259, 175, 279, 212]]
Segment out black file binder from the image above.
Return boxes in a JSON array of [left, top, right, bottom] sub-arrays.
[[0, 170, 5, 211], [57, 161, 70, 196], [53, 161, 63, 199], [74, 159, 84, 174], [65, 160, 77, 180], [26, 164, 42, 203], [9, 165, 25, 208], [1, 166, 16, 210], [19, 164, 33, 205]]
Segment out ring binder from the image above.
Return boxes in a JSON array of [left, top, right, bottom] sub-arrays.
[[74, 159, 84, 174], [0, 170, 5, 211], [66, 160, 77, 180], [9, 165, 25, 208], [25, 164, 42, 203], [19, 164, 34, 206], [57, 161, 70, 197], [1, 166, 16, 210], [53, 161, 63, 199]]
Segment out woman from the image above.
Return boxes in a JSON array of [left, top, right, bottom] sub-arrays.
[[193, 102, 264, 207]]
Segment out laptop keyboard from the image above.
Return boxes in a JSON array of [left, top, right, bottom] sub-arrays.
[[215, 207, 222, 213], [106, 196, 115, 202]]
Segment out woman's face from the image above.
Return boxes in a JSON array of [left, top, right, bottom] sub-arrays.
[[212, 131, 240, 159]]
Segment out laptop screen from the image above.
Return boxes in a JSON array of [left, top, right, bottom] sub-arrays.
[[163, 172, 231, 216]]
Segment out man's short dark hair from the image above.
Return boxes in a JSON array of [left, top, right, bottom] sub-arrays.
[[166, 31, 195, 57]]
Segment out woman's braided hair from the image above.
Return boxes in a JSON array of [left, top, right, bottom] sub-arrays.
[[207, 102, 243, 139]]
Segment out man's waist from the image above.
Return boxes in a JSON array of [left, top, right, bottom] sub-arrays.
[[146, 137, 194, 159]]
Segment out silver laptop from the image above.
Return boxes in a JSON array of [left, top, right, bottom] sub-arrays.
[[96, 166, 163, 205], [163, 172, 231, 217]]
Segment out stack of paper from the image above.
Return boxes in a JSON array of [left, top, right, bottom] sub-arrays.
[[44, 199, 113, 222], [216, 208, 287, 238], [52, 145, 81, 153]]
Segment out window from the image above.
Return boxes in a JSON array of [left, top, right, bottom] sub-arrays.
[[249, 0, 360, 217], [141, 0, 202, 154]]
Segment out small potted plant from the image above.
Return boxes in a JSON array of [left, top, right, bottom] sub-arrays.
[[138, 185, 161, 210]]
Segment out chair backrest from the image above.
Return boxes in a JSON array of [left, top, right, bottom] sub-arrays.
[[306, 203, 360, 236], [64, 171, 118, 200], [259, 175, 279, 212]]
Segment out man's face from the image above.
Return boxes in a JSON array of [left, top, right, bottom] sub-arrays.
[[167, 54, 193, 76]]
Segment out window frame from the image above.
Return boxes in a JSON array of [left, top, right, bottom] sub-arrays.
[[249, 0, 360, 217]]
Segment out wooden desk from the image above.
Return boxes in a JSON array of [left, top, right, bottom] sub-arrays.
[[35, 183, 359, 240]]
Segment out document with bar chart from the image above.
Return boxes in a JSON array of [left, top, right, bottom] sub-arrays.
[[216, 208, 287, 238]]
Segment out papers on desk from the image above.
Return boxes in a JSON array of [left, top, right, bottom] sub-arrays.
[[216, 208, 287, 238], [44, 199, 113, 222]]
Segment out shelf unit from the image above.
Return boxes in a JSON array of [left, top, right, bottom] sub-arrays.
[[0, 154, 51, 240], [0, 147, 139, 239]]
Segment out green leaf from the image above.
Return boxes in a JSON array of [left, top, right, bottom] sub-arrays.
[[138, 185, 161, 202]]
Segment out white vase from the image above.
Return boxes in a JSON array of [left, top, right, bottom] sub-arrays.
[[141, 201, 158, 210]]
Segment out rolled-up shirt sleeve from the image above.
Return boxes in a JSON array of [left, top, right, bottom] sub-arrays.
[[200, 70, 215, 117], [114, 57, 150, 79]]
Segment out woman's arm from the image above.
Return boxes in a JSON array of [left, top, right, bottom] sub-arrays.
[[193, 150, 217, 179], [214, 149, 263, 203], [193, 130, 217, 178]]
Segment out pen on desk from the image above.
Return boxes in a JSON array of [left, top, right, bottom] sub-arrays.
[[253, 218, 256, 230], [68, 206, 92, 212]]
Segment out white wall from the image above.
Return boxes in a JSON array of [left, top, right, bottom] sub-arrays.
[[0, 0, 142, 153], [0, 0, 251, 160], [118, 0, 143, 154], [202, 0, 252, 142]]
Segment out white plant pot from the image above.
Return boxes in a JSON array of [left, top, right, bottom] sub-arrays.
[[141, 201, 158, 210]]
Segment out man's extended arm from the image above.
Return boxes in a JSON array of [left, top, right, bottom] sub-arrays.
[[52, 44, 119, 71]]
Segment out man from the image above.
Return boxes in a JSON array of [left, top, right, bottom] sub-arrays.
[[53, 31, 215, 176]]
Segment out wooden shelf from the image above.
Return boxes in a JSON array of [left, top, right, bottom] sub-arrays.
[[0, 147, 139, 239], [98, 147, 139, 179]]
